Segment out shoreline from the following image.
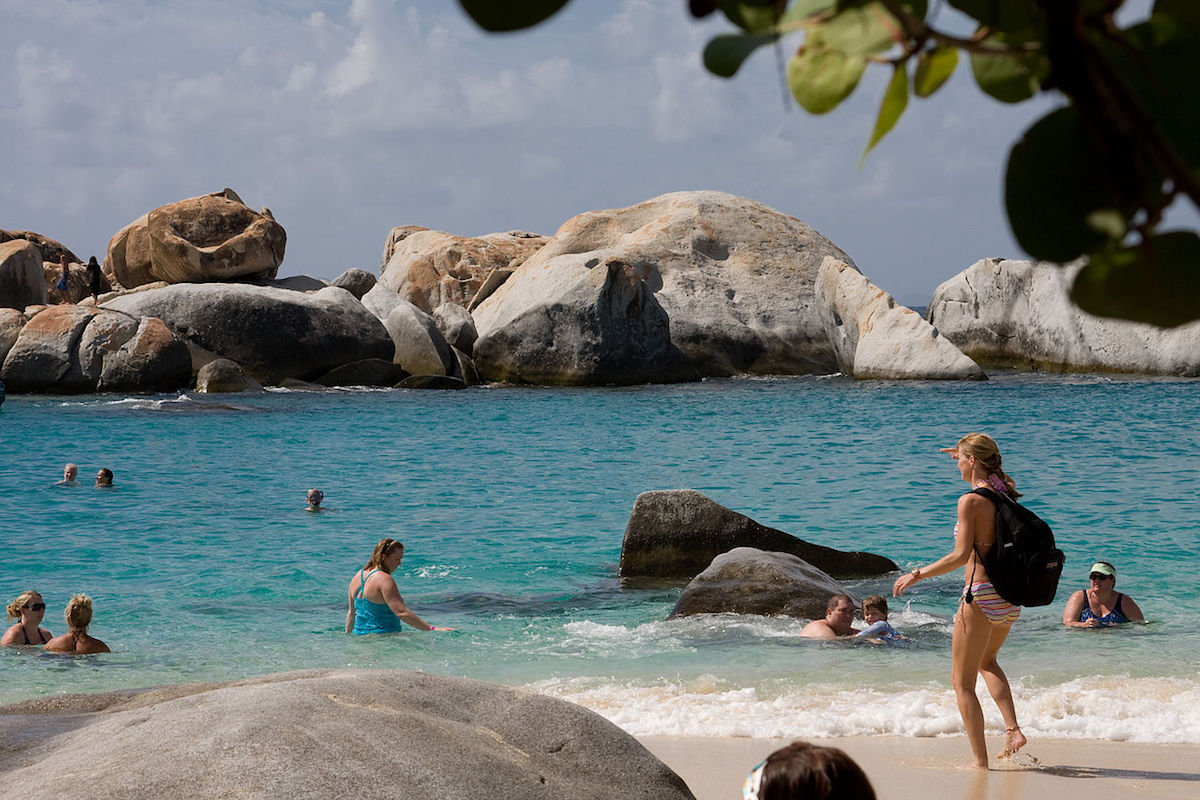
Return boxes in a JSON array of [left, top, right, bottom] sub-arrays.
[[638, 734, 1200, 800]]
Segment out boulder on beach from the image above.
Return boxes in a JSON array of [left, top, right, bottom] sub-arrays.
[[330, 268, 377, 299], [195, 358, 264, 393], [104, 189, 286, 288], [0, 305, 190, 394], [377, 228, 547, 313], [816, 257, 985, 380], [104, 284, 393, 384], [0, 239, 48, 310], [927, 258, 1200, 375], [669, 547, 857, 619], [383, 300, 458, 377], [618, 490, 897, 580], [0, 670, 695, 800], [433, 301, 478, 354], [0, 229, 80, 267], [474, 191, 855, 384], [0, 308, 26, 365]]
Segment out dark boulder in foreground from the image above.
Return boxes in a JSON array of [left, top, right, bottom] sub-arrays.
[[0, 670, 695, 800], [669, 547, 856, 619], [619, 490, 896, 580]]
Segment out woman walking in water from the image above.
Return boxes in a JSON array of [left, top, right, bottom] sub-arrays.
[[346, 538, 453, 634], [893, 433, 1027, 768]]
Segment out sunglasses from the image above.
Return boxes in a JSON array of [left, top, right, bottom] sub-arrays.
[[25, 603, 46, 611], [1089, 573, 1113, 581]]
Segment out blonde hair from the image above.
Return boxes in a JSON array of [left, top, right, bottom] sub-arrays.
[[7, 590, 39, 620], [957, 433, 1021, 498], [64, 594, 94, 632], [365, 538, 404, 572]]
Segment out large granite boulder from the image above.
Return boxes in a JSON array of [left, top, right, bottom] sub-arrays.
[[383, 300, 458, 377], [104, 284, 393, 384], [377, 228, 546, 313], [433, 301, 478, 353], [104, 190, 286, 288], [315, 358, 408, 387], [0, 305, 190, 393], [669, 547, 857, 619], [816, 257, 985, 380], [0, 670, 694, 800], [0, 308, 25, 365], [0, 230, 80, 266], [928, 258, 1200, 374], [618, 490, 896, 580], [330, 268, 376, 299], [474, 191, 855, 383], [0, 239, 47, 310], [195, 358, 264, 393]]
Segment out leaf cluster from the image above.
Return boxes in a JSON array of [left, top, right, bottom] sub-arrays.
[[458, 0, 1200, 326]]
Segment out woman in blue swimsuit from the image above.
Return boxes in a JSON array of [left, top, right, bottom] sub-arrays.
[[345, 538, 452, 634], [1063, 561, 1144, 627]]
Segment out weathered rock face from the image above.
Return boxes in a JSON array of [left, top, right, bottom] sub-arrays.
[[618, 490, 896, 580], [378, 229, 547, 314], [384, 300, 457, 376], [195, 357, 263, 393], [330, 268, 377, 299], [104, 190, 286, 288], [474, 191, 854, 383], [104, 284, 393, 384], [669, 547, 856, 619], [0, 240, 47, 310], [315, 358, 408, 387], [0, 305, 190, 393], [433, 301, 478, 353], [817, 257, 985, 380], [0, 229, 80, 266], [471, 254, 701, 386], [0, 670, 695, 800], [0, 308, 26, 365], [927, 258, 1200, 375]]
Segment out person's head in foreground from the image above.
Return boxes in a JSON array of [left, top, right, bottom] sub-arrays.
[[861, 595, 888, 625], [744, 740, 876, 800], [64, 594, 94, 632], [950, 432, 1020, 497], [63, 463, 78, 483], [95, 468, 113, 487], [365, 538, 404, 573], [306, 488, 324, 510]]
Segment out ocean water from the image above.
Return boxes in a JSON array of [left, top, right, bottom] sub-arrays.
[[2, 376, 1199, 744]]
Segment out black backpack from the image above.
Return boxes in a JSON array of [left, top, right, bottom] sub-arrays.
[[969, 487, 1064, 607]]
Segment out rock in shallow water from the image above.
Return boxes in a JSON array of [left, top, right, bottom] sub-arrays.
[[0, 669, 695, 800]]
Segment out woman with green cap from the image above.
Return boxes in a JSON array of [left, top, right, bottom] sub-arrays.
[[1062, 561, 1145, 627]]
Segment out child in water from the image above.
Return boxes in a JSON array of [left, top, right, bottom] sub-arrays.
[[856, 595, 906, 641]]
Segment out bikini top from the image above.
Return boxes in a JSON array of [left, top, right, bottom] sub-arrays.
[[1080, 592, 1129, 625], [20, 627, 49, 645]]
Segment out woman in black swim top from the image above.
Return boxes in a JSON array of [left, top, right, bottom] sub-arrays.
[[2, 590, 52, 646]]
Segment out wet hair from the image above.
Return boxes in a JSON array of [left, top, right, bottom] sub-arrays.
[[64, 594, 93, 632], [96, 468, 113, 486], [306, 488, 324, 505], [862, 595, 887, 617], [956, 433, 1021, 498], [826, 594, 854, 613], [756, 740, 876, 800], [7, 591, 40, 620], [365, 538, 404, 572]]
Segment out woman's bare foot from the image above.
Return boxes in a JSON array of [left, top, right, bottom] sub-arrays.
[[997, 726, 1027, 759]]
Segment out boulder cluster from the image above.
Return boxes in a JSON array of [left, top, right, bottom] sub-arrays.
[[4, 188, 1198, 395]]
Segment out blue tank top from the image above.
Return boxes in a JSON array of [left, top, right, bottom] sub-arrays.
[[351, 568, 405, 635], [1079, 592, 1130, 626]]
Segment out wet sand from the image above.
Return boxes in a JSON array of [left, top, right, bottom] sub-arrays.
[[638, 734, 1200, 800]]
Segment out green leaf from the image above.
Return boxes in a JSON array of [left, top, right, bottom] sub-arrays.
[[787, 44, 867, 114], [860, 62, 909, 165], [969, 41, 1047, 103], [457, 0, 571, 32], [820, 2, 902, 56], [1005, 106, 1131, 263], [719, 0, 783, 32], [913, 45, 958, 97], [704, 32, 780, 78], [1070, 232, 1200, 327], [946, 0, 1044, 43]]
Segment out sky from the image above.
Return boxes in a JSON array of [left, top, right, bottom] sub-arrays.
[[0, 0, 1076, 306]]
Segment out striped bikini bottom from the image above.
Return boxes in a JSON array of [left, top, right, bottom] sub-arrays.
[[964, 582, 1021, 625]]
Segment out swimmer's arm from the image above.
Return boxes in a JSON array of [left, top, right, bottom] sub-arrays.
[[1123, 596, 1145, 623], [346, 580, 357, 633], [379, 576, 435, 631], [1062, 590, 1092, 626]]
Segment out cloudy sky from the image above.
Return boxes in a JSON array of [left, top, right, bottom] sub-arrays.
[[1, 0, 1069, 305]]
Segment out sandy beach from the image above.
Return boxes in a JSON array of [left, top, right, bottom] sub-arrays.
[[639, 735, 1200, 800]]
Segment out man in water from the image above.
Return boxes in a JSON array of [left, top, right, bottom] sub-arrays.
[[56, 463, 78, 486], [306, 488, 324, 512], [800, 594, 858, 639], [96, 468, 113, 487]]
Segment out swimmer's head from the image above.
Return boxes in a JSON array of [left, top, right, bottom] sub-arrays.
[[306, 488, 324, 507], [862, 595, 888, 624], [7, 590, 44, 620], [63, 463, 77, 481], [366, 538, 404, 572], [96, 468, 113, 487], [64, 594, 93, 632]]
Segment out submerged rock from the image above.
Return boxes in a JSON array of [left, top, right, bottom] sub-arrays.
[[195, 358, 263, 393], [618, 490, 896, 580], [0, 670, 695, 800], [669, 547, 856, 619], [928, 258, 1200, 375]]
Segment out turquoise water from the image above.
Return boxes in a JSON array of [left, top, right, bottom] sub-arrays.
[[2, 376, 1198, 742]]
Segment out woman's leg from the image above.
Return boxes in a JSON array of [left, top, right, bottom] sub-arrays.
[[951, 600, 995, 768], [978, 624, 1027, 755]]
